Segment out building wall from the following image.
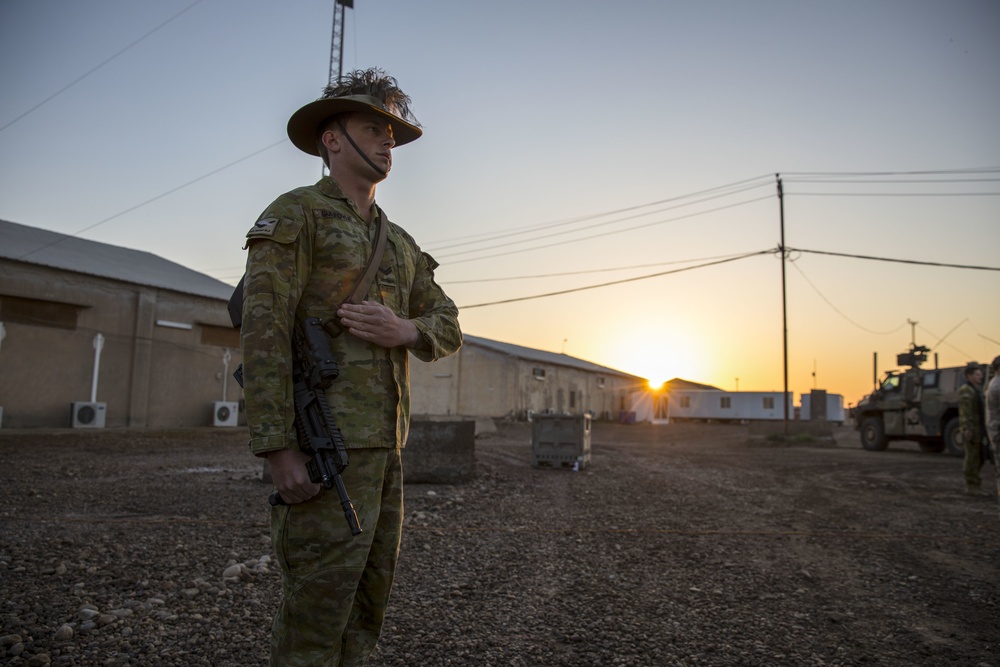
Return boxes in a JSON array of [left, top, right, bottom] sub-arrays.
[[409, 351, 462, 416], [0, 261, 241, 428], [410, 341, 642, 421]]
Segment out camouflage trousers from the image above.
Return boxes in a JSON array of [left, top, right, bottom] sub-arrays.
[[270, 448, 403, 667], [963, 432, 984, 488]]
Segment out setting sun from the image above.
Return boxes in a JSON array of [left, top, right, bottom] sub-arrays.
[[603, 324, 706, 389]]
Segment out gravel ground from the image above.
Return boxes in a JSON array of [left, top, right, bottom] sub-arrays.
[[1, 422, 998, 667]]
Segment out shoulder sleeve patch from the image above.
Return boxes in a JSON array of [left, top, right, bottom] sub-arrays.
[[247, 217, 279, 238], [245, 216, 304, 245]]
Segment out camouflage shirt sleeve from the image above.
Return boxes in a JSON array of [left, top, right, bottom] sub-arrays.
[[240, 196, 312, 456], [405, 244, 462, 363]]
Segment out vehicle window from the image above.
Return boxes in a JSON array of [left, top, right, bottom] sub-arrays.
[[922, 371, 939, 388], [881, 375, 900, 392]]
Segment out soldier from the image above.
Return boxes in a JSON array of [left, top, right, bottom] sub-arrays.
[[986, 355, 1000, 501], [958, 362, 988, 496], [240, 68, 462, 666]]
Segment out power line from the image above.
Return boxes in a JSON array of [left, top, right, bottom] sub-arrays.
[[782, 177, 1000, 185], [788, 259, 908, 335], [0, 0, 206, 134], [440, 251, 762, 284], [916, 324, 974, 360], [442, 195, 774, 265], [16, 140, 286, 261], [788, 191, 1000, 197], [424, 174, 774, 251], [780, 167, 1000, 177], [435, 185, 772, 260], [458, 250, 772, 310], [787, 247, 1000, 272]]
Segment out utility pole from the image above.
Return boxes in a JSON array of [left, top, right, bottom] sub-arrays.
[[777, 174, 789, 435], [907, 318, 918, 348], [322, 0, 354, 177], [328, 0, 354, 85]]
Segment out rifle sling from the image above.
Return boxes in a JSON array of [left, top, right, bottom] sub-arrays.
[[346, 206, 388, 305]]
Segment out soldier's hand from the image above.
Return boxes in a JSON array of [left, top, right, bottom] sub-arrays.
[[337, 300, 419, 349], [266, 449, 321, 504]]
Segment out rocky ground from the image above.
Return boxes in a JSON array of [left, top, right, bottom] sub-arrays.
[[1, 421, 998, 667]]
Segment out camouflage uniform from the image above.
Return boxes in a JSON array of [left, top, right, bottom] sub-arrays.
[[958, 380, 985, 490], [241, 176, 461, 666], [987, 374, 1000, 458]]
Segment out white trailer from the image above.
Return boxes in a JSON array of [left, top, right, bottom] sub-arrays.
[[667, 391, 794, 422], [799, 393, 846, 425]]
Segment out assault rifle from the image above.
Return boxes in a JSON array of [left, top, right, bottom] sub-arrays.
[[269, 317, 362, 536], [229, 278, 361, 536]]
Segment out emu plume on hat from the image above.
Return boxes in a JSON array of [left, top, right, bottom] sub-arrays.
[[287, 68, 422, 156]]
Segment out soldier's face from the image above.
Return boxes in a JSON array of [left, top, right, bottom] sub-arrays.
[[342, 112, 395, 174], [969, 369, 984, 386]]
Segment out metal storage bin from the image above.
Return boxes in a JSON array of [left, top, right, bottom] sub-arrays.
[[531, 414, 591, 469]]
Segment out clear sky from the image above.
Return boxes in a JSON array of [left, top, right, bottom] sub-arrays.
[[2, 0, 998, 406]]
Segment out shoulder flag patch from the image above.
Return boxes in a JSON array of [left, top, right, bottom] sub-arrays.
[[247, 217, 279, 238]]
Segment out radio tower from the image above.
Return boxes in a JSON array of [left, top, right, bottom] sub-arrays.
[[328, 0, 354, 84]]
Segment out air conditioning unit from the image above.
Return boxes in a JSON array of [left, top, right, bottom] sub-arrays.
[[213, 401, 239, 427], [71, 402, 106, 428]]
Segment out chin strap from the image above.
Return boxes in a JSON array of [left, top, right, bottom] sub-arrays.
[[337, 120, 388, 178]]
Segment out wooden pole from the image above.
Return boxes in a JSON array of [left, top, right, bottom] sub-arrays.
[[777, 174, 789, 435]]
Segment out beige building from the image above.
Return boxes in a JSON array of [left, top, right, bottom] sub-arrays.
[[0, 220, 241, 429], [410, 334, 646, 421], [1, 219, 644, 429]]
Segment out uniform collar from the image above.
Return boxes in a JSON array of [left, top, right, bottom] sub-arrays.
[[316, 176, 379, 223]]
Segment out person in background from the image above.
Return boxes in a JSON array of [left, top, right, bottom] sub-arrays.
[[958, 361, 989, 496], [984, 355, 1000, 503], [239, 68, 462, 666]]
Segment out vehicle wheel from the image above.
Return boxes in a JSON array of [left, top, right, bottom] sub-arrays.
[[943, 418, 964, 458], [860, 416, 888, 451], [918, 440, 946, 454]]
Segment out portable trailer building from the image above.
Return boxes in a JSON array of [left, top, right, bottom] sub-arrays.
[[668, 390, 794, 422], [799, 391, 846, 424]]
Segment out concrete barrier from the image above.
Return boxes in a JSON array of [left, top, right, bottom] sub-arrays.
[[403, 418, 477, 484], [260, 418, 479, 485]]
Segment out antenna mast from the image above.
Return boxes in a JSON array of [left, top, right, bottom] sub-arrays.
[[328, 0, 354, 84]]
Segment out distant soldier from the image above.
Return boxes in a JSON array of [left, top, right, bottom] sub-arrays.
[[958, 362, 988, 496], [985, 355, 1000, 501]]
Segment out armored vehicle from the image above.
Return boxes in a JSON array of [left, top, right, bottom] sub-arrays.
[[854, 343, 973, 457]]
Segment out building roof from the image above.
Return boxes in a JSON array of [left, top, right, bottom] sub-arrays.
[[663, 378, 722, 392], [463, 333, 645, 380], [0, 219, 235, 301]]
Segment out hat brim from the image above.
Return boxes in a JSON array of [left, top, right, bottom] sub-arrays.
[[287, 95, 422, 156]]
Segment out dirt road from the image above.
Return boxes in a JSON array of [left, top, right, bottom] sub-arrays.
[[1, 422, 997, 666]]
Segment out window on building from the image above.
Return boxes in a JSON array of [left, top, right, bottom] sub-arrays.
[[596, 377, 605, 388], [532, 367, 546, 380], [763, 396, 775, 409], [720, 396, 731, 409], [200, 324, 240, 348], [569, 391, 576, 409], [0, 295, 81, 330], [680, 396, 691, 408]]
